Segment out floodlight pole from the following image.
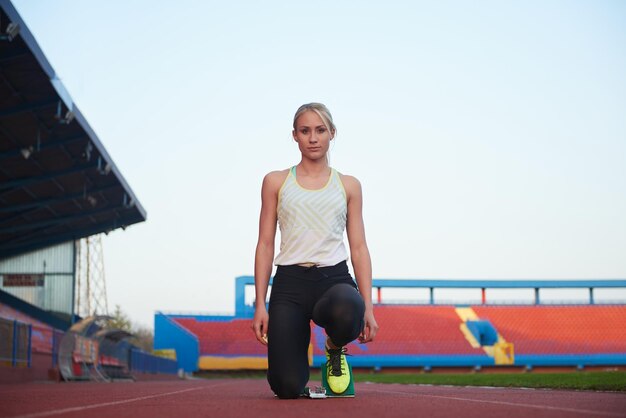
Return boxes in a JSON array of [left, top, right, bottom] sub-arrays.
[[75, 234, 109, 318]]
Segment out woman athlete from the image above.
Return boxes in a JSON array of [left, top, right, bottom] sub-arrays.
[[252, 103, 379, 399]]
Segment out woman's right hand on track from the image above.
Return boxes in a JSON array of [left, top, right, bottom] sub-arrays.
[[252, 307, 269, 345]]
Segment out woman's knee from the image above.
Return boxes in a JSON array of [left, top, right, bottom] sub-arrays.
[[330, 284, 365, 316], [268, 371, 305, 399], [314, 284, 364, 346]]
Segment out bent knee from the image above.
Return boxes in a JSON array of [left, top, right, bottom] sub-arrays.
[[269, 374, 305, 399]]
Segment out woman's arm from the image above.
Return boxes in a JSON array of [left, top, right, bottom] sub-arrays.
[[252, 171, 283, 345], [342, 175, 379, 343]]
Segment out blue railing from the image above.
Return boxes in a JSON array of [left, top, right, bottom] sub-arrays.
[[235, 276, 626, 316], [129, 348, 178, 375], [0, 317, 31, 367]]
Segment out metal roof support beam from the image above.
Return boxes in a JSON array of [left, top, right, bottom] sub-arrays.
[[0, 217, 135, 259], [0, 205, 125, 235], [0, 48, 28, 63], [1, 205, 125, 248], [0, 160, 98, 193], [0, 183, 117, 226], [0, 98, 58, 118], [0, 184, 118, 214], [0, 17, 20, 41], [0, 133, 87, 162]]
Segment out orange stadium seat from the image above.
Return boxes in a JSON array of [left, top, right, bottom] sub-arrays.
[[472, 305, 626, 354], [317, 305, 482, 355], [174, 318, 267, 356]]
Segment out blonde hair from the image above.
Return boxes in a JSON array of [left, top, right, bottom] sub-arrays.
[[293, 103, 336, 137]]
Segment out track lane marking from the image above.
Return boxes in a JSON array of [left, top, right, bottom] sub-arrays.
[[361, 387, 626, 417], [7, 382, 231, 418]]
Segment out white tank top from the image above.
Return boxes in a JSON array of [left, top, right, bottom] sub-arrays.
[[274, 166, 349, 267]]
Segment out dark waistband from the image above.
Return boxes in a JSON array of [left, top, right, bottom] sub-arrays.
[[276, 260, 348, 275]]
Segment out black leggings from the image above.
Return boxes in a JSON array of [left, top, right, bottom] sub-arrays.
[[267, 261, 365, 399]]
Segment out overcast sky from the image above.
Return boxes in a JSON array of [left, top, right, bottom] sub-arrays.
[[12, 0, 626, 328]]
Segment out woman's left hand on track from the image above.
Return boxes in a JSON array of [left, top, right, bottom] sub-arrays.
[[358, 308, 379, 343], [252, 307, 269, 345]]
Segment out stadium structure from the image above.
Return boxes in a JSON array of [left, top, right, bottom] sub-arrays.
[[0, 0, 176, 382], [156, 278, 626, 374], [5, 0, 624, 381]]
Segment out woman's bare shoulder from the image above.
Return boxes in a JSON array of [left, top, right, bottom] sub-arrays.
[[338, 172, 362, 193], [263, 168, 290, 191]]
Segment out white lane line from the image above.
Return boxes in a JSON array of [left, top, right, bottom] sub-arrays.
[[361, 387, 626, 417], [8, 382, 230, 418]]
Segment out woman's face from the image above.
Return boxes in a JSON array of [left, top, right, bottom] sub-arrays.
[[292, 110, 333, 161]]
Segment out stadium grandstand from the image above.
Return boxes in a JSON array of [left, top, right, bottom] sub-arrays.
[[156, 277, 626, 373], [0, 0, 176, 382]]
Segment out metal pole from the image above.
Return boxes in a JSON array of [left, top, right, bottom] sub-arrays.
[[27, 325, 32, 368], [74, 240, 80, 321], [12, 320, 17, 367], [86, 237, 91, 316], [52, 329, 57, 368], [98, 235, 109, 315]]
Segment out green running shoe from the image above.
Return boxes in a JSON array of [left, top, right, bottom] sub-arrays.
[[325, 346, 351, 394]]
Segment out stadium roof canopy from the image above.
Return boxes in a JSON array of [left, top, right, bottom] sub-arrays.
[[0, 1, 146, 259]]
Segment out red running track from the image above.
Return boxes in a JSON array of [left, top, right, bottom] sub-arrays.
[[1, 379, 625, 418]]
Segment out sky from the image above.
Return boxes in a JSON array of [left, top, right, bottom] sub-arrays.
[[11, 0, 626, 328]]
